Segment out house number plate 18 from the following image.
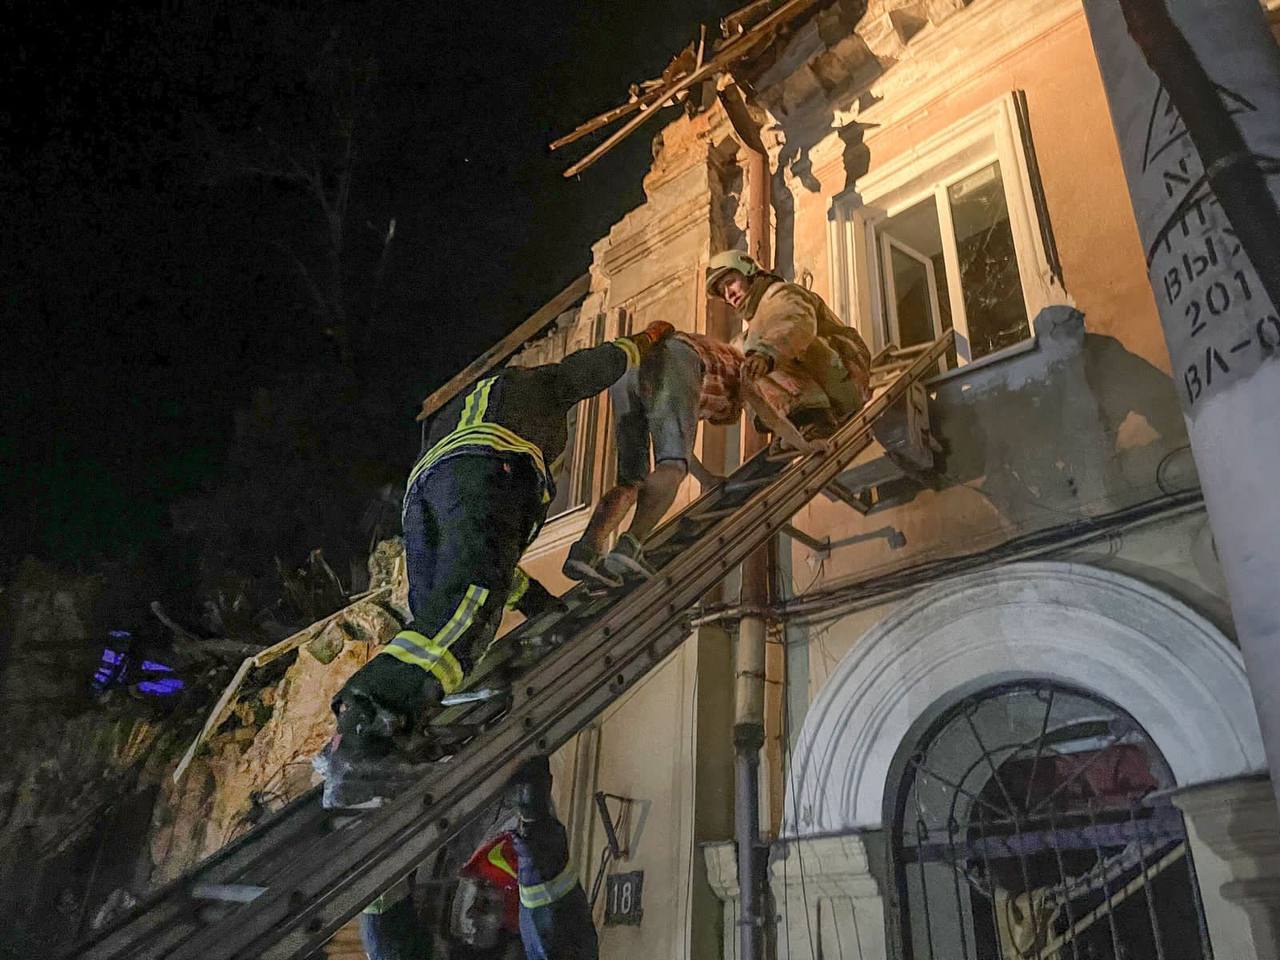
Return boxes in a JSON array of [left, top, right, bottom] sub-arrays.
[[604, 871, 643, 926]]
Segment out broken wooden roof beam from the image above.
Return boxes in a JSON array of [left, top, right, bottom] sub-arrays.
[[560, 0, 821, 178], [550, 35, 713, 153], [722, 0, 790, 37], [416, 272, 590, 422], [549, 85, 673, 152]]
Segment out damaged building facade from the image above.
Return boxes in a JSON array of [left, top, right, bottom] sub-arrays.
[[510, 1, 1280, 958], [133, 1, 1280, 959]]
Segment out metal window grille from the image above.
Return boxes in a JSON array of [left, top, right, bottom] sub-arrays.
[[890, 681, 1213, 960]]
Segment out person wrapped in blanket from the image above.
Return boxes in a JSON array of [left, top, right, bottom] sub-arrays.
[[322, 322, 676, 803]]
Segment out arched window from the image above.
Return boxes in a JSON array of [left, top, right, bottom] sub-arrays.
[[890, 681, 1213, 960]]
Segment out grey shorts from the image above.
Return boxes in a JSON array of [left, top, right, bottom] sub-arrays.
[[609, 336, 701, 486]]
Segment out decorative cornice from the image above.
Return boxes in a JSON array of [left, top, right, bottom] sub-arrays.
[[704, 834, 884, 903], [1174, 775, 1280, 871], [606, 270, 700, 320], [701, 841, 740, 901], [767, 0, 1084, 173], [595, 194, 714, 279]]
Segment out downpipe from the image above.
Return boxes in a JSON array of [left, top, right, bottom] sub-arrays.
[[734, 709, 766, 960], [720, 78, 773, 960]]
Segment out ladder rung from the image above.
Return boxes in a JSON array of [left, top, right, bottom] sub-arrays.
[[688, 505, 739, 523], [440, 687, 508, 707], [723, 473, 778, 496], [192, 884, 268, 904], [431, 693, 512, 728]]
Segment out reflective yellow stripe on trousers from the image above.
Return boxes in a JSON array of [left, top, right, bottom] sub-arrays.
[[505, 566, 531, 610], [379, 584, 490, 693]]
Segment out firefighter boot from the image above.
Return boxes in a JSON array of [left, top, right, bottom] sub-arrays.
[[316, 655, 445, 808]]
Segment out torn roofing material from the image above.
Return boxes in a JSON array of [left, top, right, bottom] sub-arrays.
[[553, 0, 856, 177]]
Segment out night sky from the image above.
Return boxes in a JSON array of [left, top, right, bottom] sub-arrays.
[[1, 1, 738, 611]]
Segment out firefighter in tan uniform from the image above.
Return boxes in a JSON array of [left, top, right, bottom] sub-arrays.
[[706, 250, 872, 434]]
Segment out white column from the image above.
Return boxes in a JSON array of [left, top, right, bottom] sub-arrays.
[[704, 841, 742, 959], [1174, 775, 1280, 960], [706, 835, 889, 960]]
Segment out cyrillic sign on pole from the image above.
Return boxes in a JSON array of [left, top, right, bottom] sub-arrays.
[[1083, 0, 1280, 806]]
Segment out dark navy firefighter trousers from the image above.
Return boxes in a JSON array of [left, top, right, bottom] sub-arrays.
[[385, 454, 545, 696]]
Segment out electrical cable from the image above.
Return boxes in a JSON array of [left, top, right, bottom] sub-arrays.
[[691, 481, 1204, 638], [773, 488, 1204, 627], [588, 844, 613, 910], [789, 550, 828, 601], [1155, 444, 1193, 497]]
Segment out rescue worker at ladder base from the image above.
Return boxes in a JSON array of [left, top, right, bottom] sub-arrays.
[[509, 757, 597, 960], [326, 322, 677, 795], [455, 831, 523, 958], [706, 250, 872, 435], [358, 759, 591, 960]]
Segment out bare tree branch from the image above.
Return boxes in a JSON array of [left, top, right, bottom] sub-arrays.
[[200, 43, 387, 369], [272, 240, 334, 327], [370, 217, 396, 301], [150, 600, 202, 644]]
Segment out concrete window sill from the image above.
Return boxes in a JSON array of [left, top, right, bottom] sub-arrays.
[[925, 335, 1039, 388]]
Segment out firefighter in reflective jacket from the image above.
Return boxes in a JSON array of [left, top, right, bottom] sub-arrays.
[[510, 757, 597, 960], [459, 765, 596, 960], [329, 322, 675, 770], [358, 759, 594, 960]]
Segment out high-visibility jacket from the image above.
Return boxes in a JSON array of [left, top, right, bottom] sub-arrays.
[[512, 818, 597, 960], [409, 336, 647, 530]]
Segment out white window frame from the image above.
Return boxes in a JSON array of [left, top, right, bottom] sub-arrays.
[[827, 93, 1067, 365], [880, 233, 944, 350]]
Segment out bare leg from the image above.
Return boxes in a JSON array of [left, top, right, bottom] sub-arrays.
[[579, 484, 638, 555], [625, 460, 687, 543]]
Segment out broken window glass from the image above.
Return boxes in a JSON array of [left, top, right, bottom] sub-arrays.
[[947, 161, 1030, 357], [873, 161, 1031, 364]]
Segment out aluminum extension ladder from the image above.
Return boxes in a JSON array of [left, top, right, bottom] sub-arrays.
[[71, 331, 953, 960]]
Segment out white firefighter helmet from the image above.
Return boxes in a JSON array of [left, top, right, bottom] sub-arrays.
[[705, 249, 759, 298]]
